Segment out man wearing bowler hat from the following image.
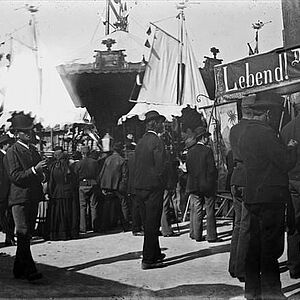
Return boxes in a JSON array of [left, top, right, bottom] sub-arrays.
[[185, 126, 218, 243], [134, 110, 167, 269], [0, 133, 15, 246], [4, 112, 47, 281], [238, 92, 298, 300]]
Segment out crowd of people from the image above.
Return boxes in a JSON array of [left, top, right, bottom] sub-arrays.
[[0, 90, 299, 300]]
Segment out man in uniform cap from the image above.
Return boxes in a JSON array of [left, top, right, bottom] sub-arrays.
[[237, 91, 297, 300], [0, 133, 15, 246], [4, 112, 47, 281], [185, 126, 219, 243], [281, 93, 300, 279], [134, 110, 167, 269]]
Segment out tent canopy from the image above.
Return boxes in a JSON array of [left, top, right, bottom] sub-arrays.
[[0, 23, 87, 129], [119, 26, 213, 124]]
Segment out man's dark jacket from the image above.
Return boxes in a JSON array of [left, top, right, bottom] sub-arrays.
[[99, 151, 128, 193], [185, 143, 217, 197], [0, 151, 10, 205], [134, 131, 166, 191], [230, 119, 249, 187], [239, 119, 297, 204], [74, 157, 100, 181], [4, 142, 44, 206]]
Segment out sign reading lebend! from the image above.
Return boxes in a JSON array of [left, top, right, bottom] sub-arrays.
[[214, 46, 300, 98]]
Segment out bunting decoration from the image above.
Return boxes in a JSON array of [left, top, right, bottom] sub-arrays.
[[146, 26, 152, 35], [144, 39, 151, 48]]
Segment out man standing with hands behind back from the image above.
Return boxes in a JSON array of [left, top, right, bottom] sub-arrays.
[[238, 92, 297, 300], [134, 110, 167, 270], [4, 112, 47, 281]]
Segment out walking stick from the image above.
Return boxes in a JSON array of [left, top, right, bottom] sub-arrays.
[[182, 194, 191, 222]]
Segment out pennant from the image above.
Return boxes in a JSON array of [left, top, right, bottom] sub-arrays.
[[247, 43, 254, 56], [144, 39, 151, 48], [146, 26, 151, 36]]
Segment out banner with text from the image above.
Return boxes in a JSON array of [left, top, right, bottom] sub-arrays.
[[215, 46, 300, 98]]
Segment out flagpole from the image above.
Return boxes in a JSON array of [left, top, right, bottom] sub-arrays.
[[177, 3, 185, 106], [29, 6, 42, 106]]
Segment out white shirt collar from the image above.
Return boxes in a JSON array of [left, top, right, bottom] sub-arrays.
[[147, 130, 158, 136], [17, 140, 30, 150], [0, 149, 6, 155]]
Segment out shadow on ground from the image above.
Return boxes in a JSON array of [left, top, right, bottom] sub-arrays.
[[0, 251, 244, 299]]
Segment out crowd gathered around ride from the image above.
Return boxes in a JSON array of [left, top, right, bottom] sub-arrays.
[[0, 90, 299, 300]]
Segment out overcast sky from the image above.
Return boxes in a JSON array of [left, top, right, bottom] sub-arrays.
[[0, 0, 283, 66]]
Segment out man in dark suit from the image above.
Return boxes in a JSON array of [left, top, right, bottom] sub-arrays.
[[281, 95, 300, 279], [4, 112, 47, 281], [0, 133, 15, 246], [185, 126, 218, 242], [134, 110, 167, 270], [238, 92, 298, 300], [99, 142, 129, 231], [228, 97, 253, 281], [74, 145, 101, 233]]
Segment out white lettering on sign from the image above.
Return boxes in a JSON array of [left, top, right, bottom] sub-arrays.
[[223, 53, 287, 93], [291, 48, 300, 66]]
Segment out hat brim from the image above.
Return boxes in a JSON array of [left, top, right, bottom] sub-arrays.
[[249, 102, 282, 108], [13, 124, 35, 130], [145, 115, 166, 123], [195, 131, 211, 138]]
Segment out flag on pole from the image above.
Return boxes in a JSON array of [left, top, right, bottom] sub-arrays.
[[144, 39, 151, 48], [247, 43, 254, 56], [146, 26, 152, 36]]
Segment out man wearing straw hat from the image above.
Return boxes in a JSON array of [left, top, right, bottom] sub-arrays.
[[4, 112, 47, 281], [134, 110, 167, 270], [238, 91, 297, 300], [281, 93, 300, 280]]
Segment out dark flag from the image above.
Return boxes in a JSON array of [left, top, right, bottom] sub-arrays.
[[247, 43, 254, 56], [144, 39, 151, 48], [146, 26, 151, 35]]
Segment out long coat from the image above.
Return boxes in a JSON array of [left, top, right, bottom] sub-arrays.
[[134, 131, 166, 191], [0, 151, 10, 204], [4, 142, 44, 206], [185, 143, 217, 197], [239, 119, 297, 204]]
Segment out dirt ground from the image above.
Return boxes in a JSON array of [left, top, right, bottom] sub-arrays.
[[0, 220, 299, 299]]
